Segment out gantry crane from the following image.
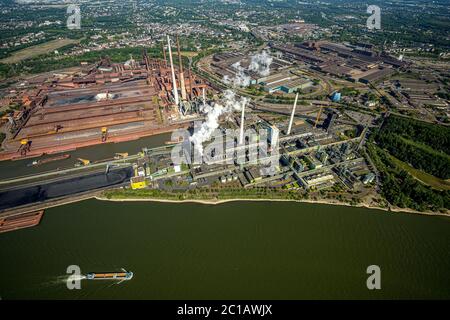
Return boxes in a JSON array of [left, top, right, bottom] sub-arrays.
[[101, 127, 108, 142], [18, 139, 32, 156]]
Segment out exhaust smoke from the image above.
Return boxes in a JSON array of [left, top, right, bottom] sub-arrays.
[[192, 51, 273, 154], [190, 90, 249, 155], [249, 50, 273, 77]]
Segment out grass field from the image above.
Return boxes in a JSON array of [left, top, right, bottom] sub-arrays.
[[180, 51, 198, 57], [389, 154, 450, 191], [0, 38, 80, 64]]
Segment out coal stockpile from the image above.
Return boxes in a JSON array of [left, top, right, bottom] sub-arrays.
[[0, 167, 133, 211]]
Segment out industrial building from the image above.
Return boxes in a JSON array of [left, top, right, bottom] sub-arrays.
[[302, 173, 335, 189], [330, 91, 341, 102], [111, 97, 375, 201], [262, 77, 313, 94], [211, 51, 292, 85], [323, 112, 337, 132], [0, 37, 212, 161], [272, 40, 407, 84]]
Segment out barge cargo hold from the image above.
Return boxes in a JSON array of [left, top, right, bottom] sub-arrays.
[[28, 154, 70, 166], [0, 210, 44, 233], [0, 167, 133, 211]]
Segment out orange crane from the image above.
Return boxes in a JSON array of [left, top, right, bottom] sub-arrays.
[[114, 153, 128, 159], [76, 158, 90, 166], [101, 127, 108, 142], [314, 106, 324, 128]]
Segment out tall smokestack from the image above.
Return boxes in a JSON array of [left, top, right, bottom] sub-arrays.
[[162, 43, 167, 68], [176, 35, 187, 101], [167, 35, 179, 106], [188, 66, 193, 98], [239, 102, 246, 145], [202, 87, 206, 107], [287, 93, 299, 135]]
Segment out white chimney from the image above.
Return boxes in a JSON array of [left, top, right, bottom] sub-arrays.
[[176, 35, 187, 101], [287, 93, 299, 135], [239, 102, 246, 145], [202, 87, 206, 107], [167, 35, 179, 106]]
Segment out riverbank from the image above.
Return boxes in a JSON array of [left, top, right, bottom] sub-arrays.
[[2, 186, 447, 221], [95, 191, 449, 218]]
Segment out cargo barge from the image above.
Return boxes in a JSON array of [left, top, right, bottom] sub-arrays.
[[165, 136, 184, 145], [0, 167, 134, 211], [0, 210, 44, 233], [86, 271, 133, 281], [28, 154, 70, 167]]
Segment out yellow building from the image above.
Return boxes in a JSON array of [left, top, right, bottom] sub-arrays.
[[130, 176, 148, 189]]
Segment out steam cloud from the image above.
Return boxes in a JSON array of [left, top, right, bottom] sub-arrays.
[[190, 90, 249, 155], [192, 51, 272, 155], [223, 62, 251, 87], [249, 50, 273, 77], [223, 50, 273, 87]]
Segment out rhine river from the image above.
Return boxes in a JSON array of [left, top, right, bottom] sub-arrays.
[[0, 199, 449, 299]]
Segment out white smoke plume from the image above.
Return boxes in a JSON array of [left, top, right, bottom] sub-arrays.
[[223, 51, 273, 87], [190, 90, 249, 155], [193, 51, 272, 155], [223, 62, 251, 87], [249, 50, 273, 77]]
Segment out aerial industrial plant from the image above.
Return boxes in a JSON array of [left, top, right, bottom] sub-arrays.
[[0, 0, 449, 302], [0, 36, 210, 161]]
